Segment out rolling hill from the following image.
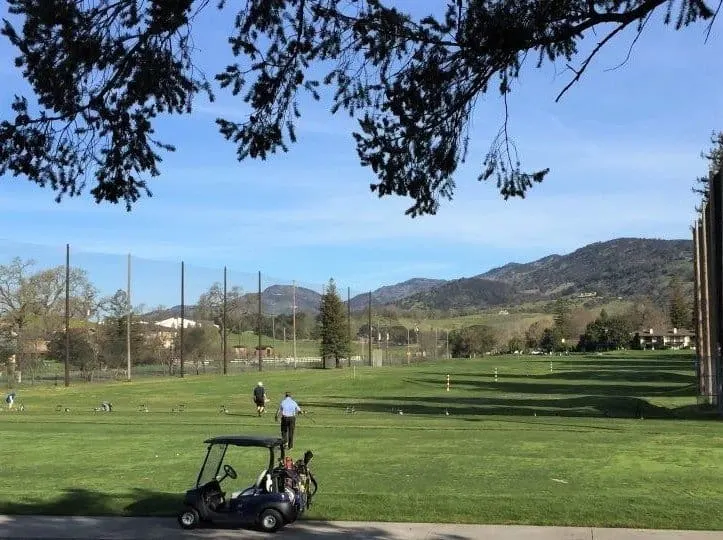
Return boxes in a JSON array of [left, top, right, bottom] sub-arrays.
[[141, 238, 693, 319], [141, 284, 323, 320], [393, 238, 693, 311], [348, 278, 447, 311], [480, 237, 693, 298]]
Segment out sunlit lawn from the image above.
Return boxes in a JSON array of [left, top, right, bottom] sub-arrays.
[[1, 350, 722, 529]]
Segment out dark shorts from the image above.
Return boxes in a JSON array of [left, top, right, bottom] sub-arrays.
[[254, 398, 265, 407]]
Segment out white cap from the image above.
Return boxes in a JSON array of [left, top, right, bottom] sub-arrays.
[[258, 382, 263, 386]]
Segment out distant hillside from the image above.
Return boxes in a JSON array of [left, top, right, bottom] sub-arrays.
[[262, 285, 322, 315], [349, 278, 447, 311], [396, 277, 517, 311], [142, 285, 323, 319], [480, 238, 693, 301], [141, 238, 693, 318], [394, 238, 693, 311], [142, 305, 197, 321]]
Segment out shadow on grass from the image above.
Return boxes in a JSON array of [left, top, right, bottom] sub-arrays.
[[305, 394, 686, 420], [435, 369, 694, 385], [406, 354, 697, 407], [0, 489, 474, 539], [312, 354, 710, 421], [0, 488, 182, 517], [404, 376, 695, 398]]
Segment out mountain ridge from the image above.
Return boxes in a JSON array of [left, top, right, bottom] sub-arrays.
[[141, 237, 692, 318]]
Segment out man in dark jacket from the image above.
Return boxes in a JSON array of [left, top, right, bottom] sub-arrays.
[[253, 382, 268, 416]]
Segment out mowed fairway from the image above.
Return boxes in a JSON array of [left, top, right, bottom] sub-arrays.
[[1, 351, 723, 530]]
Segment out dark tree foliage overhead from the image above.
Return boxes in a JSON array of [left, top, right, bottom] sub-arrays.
[[693, 131, 723, 202], [0, 0, 718, 215]]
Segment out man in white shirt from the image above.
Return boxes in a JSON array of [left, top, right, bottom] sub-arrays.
[[275, 391, 303, 450]]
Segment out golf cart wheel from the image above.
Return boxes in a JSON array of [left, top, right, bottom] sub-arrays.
[[178, 507, 200, 530], [259, 508, 284, 533]]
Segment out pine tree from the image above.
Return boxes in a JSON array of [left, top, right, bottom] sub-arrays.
[[319, 279, 350, 368], [2, 1, 716, 214], [669, 277, 691, 329], [693, 131, 723, 202], [552, 298, 572, 338]]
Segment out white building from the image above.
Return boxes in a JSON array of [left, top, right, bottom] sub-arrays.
[[155, 317, 200, 329]]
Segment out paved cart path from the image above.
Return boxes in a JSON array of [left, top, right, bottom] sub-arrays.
[[1, 515, 722, 540]]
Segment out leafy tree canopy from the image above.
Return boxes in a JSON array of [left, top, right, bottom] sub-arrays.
[[449, 324, 496, 357], [693, 131, 723, 201], [0, 0, 717, 215]]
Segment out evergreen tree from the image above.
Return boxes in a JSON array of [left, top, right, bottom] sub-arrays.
[[577, 311, 633, 352], [449, 325, 497, 358], [693, 131, 723, 202], [553, 298, 572, 338], [97, 289, 150, 367], [318, 279, 350, 368], [0, 1, 716, 214], [539, 327, 563, 353], [668, 277, 691, 329], [47, 329, 98, 381]]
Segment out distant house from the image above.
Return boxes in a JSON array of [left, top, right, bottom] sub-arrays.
[[634, 327, 695, 350], [155, 317, 200, 329], [256, 346, 275, 358], [233, 346, 275, 359], [149, 326, 176, 349]]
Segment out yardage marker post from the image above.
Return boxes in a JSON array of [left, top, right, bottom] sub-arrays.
[[446, 374, 450, 392]]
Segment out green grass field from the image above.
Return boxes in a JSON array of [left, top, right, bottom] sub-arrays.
[[1, 350, 722, 530]]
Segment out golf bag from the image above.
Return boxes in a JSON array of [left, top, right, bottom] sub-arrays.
[[268, 449, 317, 512], [94, 401, 112, 412]]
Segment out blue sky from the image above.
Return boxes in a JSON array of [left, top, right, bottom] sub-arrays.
[[0, 1, 722, 308]]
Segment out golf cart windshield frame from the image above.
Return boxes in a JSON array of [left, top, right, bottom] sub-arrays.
[[195, 435, 285, 488]]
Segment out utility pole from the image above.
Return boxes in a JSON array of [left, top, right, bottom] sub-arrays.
[[696, 209, 713, 404], [126, 253, 132, 381], [292, 280, 297, 367], [347, 286, 351, 367], [258, 271, 262, 372], [180, 261, 185, 378], [223, 266, 227, 375], [694, 222, 703, 394], [367, 291, 372, 366], [64, 244, 70, 387], [434, 327, 438, 361]]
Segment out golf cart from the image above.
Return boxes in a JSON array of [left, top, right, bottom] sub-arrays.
[[177, 435, 317, 533]]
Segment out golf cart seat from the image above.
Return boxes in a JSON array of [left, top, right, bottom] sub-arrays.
[[256, 469, 273, 492], [199, 480, 226, 511], [231, 469, 272, 499]]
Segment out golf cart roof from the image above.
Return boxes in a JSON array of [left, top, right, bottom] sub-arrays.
[[203, 435, 284, 448]]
